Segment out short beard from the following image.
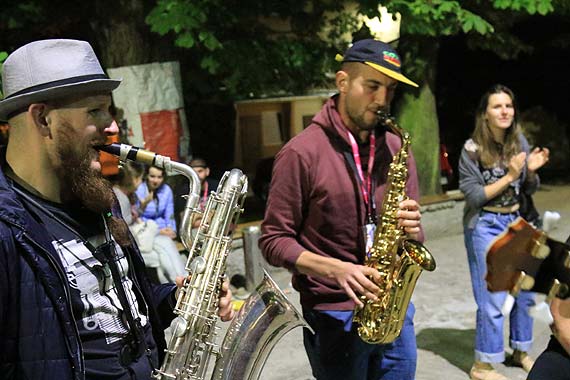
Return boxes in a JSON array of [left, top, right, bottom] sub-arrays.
[[345, 99, 378, 131], [56, 121, 131, 246], [349, 113, 376, 131]]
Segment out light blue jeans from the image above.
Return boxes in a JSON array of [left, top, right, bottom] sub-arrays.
[[464, 211, 535, 363]]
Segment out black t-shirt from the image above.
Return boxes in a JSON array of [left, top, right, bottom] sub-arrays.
[[14, 183, 159, 379], [480, 164, 520, 208]]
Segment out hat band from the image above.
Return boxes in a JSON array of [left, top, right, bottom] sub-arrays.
[[5, 74, 111, 99]]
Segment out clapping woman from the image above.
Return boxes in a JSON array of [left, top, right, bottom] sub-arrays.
[[459, 84, 549, 380]]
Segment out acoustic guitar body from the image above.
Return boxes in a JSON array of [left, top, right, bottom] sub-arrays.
[[486, 217, 570, 299]]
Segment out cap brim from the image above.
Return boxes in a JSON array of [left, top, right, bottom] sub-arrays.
[[0, 78, 121, 121], [365, 61, 418, 88]]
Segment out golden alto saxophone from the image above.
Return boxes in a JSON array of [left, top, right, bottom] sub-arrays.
[[352, 112, 436, 344]]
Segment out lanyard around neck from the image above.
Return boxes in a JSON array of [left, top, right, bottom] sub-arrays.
[[347, 130, 376, 215]]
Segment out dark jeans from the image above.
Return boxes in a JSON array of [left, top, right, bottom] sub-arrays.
[[528, 336, 570, 380], [302, 304, 417, 380]]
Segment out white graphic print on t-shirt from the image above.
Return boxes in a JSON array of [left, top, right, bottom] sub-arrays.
[[53, 237, 148, 344]]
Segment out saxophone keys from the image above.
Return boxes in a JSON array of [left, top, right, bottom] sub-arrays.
[[189, 256, 207, 274]]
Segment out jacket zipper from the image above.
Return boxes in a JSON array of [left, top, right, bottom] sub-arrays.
[[20, 229, 86, 378]]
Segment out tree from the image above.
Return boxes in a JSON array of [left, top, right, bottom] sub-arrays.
[[356, 0, 555, 195], [0, 51, 7, 98], [0, 0, 559, 195], [146, 0, 555, 195], [0, 0, 177, 70], [146, 1, 348, 98]]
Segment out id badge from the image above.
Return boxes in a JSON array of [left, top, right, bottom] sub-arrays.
[[363, 223, 376, 258]]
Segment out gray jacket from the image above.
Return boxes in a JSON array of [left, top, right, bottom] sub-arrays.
[[458, 134, 539, 229]]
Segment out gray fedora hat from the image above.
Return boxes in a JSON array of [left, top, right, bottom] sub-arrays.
[[0, 39, 121, 121]]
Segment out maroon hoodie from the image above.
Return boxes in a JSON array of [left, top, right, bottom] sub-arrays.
[[259, 96, 423, 311]]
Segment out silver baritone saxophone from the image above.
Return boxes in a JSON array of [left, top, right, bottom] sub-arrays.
[[352, 112, 436, 344], [96, 143, 311, 380]]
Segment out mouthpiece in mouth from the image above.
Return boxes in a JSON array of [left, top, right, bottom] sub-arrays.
[[94, 144, 121, 156], [94, 143, 158, 166], [376, 110, 391, 125]]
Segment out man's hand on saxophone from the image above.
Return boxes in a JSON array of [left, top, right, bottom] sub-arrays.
[[175, 276, 236, 321], [217, 280, 236, 321], [295, 252, 382, 307], [396, 199, 422, 240]]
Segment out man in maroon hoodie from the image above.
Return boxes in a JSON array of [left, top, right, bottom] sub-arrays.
[[260, 39, 424, 380]]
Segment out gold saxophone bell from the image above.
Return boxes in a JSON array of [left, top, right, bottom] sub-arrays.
[[353, 113, 436, 344]]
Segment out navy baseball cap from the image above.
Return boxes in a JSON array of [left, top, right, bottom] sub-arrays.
[[335, 39, 418, 88]]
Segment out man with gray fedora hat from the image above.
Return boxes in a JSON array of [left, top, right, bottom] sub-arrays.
[[0, 39, 233, 380]]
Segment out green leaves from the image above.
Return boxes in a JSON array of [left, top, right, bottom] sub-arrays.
[[146, 0, 224, 74], [143, 0, 556, 97], [0, 51, 7, 99], [460, 11, 494, 34], [146, 0, 215, 48], [492, 0, 553, 15]]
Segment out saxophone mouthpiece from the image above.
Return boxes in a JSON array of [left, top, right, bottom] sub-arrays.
[[376, 110, 392, 126], [94, 143, 121, 156], [94, 143, 158, 166]]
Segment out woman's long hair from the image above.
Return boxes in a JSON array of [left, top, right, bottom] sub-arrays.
[[472, 84, 521, 168]]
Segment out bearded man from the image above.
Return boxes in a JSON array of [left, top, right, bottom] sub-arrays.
[[0, 39, 233, 380]]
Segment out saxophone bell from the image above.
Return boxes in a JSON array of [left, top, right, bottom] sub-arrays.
[[98, 143, 308, 379]]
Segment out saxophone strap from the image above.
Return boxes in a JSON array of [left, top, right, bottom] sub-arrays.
[[98, 214, 151, 365], [12, 179, 151, 365]]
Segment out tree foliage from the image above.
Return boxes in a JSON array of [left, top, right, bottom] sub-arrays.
[[145, 0, 556, 100], [146, 1, 349, 98], [0, 51, 7, 98], [0, 0, 560, 195]]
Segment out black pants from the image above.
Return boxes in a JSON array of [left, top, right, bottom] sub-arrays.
[[528, 336, 570, 380]]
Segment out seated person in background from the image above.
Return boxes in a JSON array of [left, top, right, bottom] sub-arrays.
[[111, 161, 165, 283], [112, 160, 145, 225], [174, 157, 219, 229], [135, 165, 185, 283], [136, 165, 177, 239], [0, 123, 9, 148]]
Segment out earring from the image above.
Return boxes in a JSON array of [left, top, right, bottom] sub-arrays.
[[42, 125, 52, 139]]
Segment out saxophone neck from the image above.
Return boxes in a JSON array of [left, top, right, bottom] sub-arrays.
[[377, 112, 410, 151], [95, 143, 202, 246]]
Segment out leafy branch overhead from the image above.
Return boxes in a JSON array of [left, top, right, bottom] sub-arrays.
[[0, 51, 8, 99], [145, 0, 554, 99]]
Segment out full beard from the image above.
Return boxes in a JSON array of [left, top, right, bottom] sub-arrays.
[[56, 121, 131, 246]]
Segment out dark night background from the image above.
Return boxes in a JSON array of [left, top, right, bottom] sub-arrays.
[[1, 8, 568, 194], [435, 13, 569, 190], [188, 13, 569, 192]]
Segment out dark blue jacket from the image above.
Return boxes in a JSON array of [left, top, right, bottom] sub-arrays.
[[0, 166, 177, 380]]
